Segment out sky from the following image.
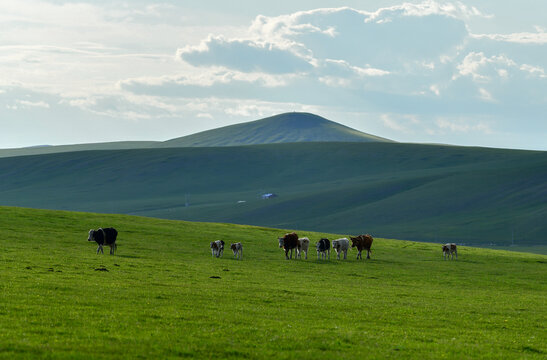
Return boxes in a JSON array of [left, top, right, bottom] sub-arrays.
[[1, 0, 546, 150]]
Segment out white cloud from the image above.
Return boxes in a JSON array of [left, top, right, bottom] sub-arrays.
[[177, 35, 314, 74], [436, 117, 492, 133], [471, 28, 547, 44], [478, 88, 496, 102], [365, 1, 488, 23], [520, 64, 546, 77], [455, 52, 517, 82], [17, 99, 50, 108]]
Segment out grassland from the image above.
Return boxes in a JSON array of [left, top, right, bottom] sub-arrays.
[[0, 142, 545, 246], [0, 206, 545, 359]]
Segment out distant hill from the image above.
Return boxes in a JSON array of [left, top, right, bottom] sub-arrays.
[[0, 112, 390, 158], [0, 141, 157, 158], [159, 112, 392, 147], [0, 142, 544, 246]]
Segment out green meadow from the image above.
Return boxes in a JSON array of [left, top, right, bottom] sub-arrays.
[[0, 206, 545, 359]]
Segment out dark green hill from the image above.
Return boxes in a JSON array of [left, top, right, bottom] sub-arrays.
[[159, 112, 391, 147], [0, 142, 544, 246]]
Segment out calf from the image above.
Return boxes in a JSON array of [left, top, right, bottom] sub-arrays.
[[350, 234, 373, 260], [316, 238, 330, 260], [230, 242, 243, 260], [332, 238, 350, 260], [443, 243, 457, 260], [88, 228, 118, 255], [278, 232, 300, 260], [297, 237, 310, 260], [210, 240, 225, 258]]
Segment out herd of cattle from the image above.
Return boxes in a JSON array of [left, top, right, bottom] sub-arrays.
[[87, 228, 458, 260]]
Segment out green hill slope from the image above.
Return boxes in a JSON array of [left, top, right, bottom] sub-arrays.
[[0, 142, 545, 246], [0, 207, 545, 359], [159, 112, 392, 147], [0, 141, 158, 158], [0, 112, 390, 158]]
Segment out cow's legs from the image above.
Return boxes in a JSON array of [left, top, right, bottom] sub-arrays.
[[304, 250, 307, 260], [343, 249, 347, 259], [366, 250, 371, 259]]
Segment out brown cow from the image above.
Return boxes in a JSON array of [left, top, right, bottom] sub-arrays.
[[278, 232, 300, 260], [350, 234, 373, 260]]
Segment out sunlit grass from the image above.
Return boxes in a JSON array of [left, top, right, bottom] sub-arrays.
[[0, 206, 545, 359]]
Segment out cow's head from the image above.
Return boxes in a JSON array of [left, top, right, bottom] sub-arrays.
[[210, 242, 217, 250], [332, 240, 339, 249], [278, 237, 285, 248], [350, 237, 360, 248], [87, 229, 95, 242]]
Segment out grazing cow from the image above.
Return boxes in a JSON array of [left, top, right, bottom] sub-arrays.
[[278, 232, 300, 260], [297, 237, 310, 259], [316, 238, 330, 260], [210, 240, 225, 258], [332, 238, 350, 260], [443, 243, 457, 260], [350, 234, 374, 260], [88, 228, 118, 255], [230, 242, 243, 260]]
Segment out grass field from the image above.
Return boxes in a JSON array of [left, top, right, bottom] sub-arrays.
[[0, 206, 545, 359]]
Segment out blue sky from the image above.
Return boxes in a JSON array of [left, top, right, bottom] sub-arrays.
[[1, 0, 546, 150]]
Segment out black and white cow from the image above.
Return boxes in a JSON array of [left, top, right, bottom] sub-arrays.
[[316, 238, 330, 260], [210, 240, 225, 258], [442, 243, 458, 260], [88, 228, 118, 254], [230, 242, 243, 260]]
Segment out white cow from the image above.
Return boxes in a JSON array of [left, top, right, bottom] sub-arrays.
[[230, 242, 243, 260], [297, 237, 310, 259], [332, 238, 350, 260], [442, 243, 457, 260]]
